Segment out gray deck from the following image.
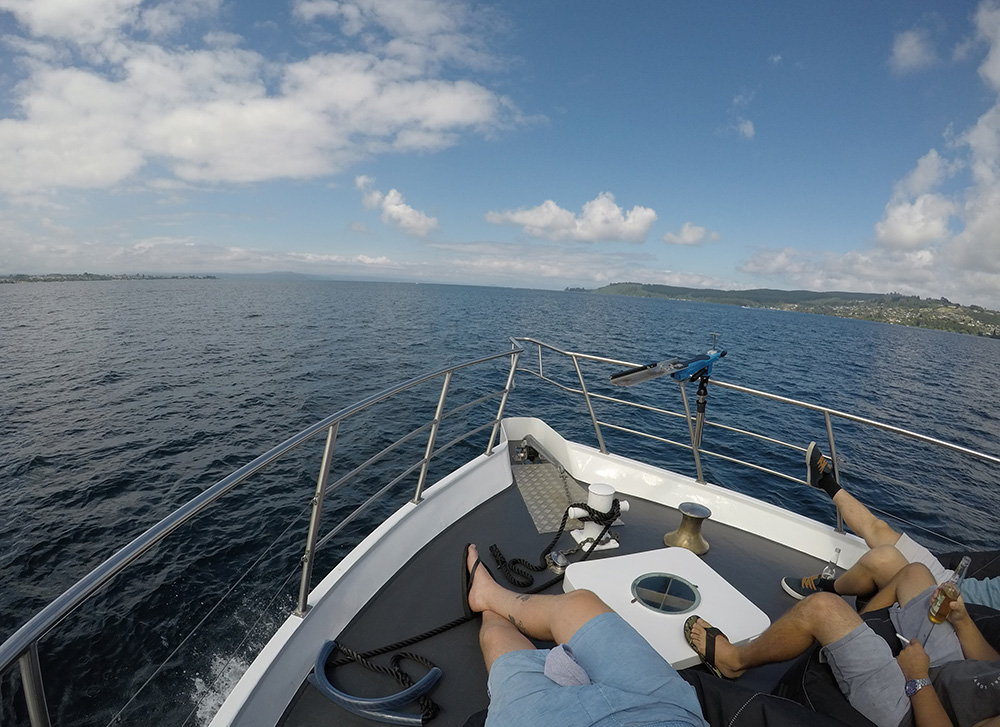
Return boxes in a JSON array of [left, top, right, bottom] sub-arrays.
[[280, 458, 845, 727]]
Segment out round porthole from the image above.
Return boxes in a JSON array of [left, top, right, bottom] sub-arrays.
[[630, 573, 700, 614]]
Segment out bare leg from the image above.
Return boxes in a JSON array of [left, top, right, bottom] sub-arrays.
[[690, 592, 863, 679], [478, 611, 535, 671], [467, 544, 613, 670], [831, 489, 901, 548], [859, 562, 936, 614], [833, 544, 909, 596]]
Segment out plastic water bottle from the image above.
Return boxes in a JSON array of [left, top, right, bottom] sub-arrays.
[[928, 556, 972, 624], [820, 547, 841, 580]]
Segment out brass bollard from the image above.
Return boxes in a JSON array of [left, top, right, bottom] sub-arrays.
[[664, 502, 711, 555]]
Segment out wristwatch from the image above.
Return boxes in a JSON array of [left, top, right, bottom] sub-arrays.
[[905, 678, 932, 697]]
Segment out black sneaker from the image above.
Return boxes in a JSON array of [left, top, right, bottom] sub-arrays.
[[781, 574, 836, 600], [805, 442, 831, 489]]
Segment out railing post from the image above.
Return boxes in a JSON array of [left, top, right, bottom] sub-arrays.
[[296, 422, 339, 616], [824, 412, 844, 533], [413, 372, 452, 504], [678, 382, 706, 483], [19, 643, 51, 727], [571, 354, 607, 454], [486, 348, 521, 455]]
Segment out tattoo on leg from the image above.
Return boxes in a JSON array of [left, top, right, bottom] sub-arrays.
[[508, 614, 529, 636], [516, 594, 533, 603]]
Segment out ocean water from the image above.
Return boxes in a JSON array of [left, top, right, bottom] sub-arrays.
[[1, 279, 999, 726]]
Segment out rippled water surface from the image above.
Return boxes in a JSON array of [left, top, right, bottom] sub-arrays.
[[1, 279, 999, 726]]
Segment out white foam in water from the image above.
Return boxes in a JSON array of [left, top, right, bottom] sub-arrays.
[[191, 654, 250, 726]]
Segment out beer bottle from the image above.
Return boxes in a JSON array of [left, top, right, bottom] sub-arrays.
[[928, 556, 972, 624]]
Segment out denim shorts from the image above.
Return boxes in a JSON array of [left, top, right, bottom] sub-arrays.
[[485, 612, 708, 727]]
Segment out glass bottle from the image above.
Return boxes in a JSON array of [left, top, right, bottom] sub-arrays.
[[820, 547, 842, 580], [928, 556, 972, 624]]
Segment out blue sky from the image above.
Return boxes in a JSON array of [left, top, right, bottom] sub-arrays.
[[2, 1, 1000, 308]]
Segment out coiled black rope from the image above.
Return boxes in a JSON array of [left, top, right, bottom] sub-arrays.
[[490, 499, 621, 589], [330, 643, 441, 723]]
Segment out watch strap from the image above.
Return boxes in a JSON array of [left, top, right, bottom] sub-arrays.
[[905, 677, 932, 697]]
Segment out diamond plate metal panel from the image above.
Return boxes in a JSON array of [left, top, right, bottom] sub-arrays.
[[512, 462, 589, 533]]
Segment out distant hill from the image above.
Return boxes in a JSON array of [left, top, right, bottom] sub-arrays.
[[576, 282, 1000, 338]]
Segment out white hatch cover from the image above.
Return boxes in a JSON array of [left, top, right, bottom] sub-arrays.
[[563, 547, 771, 669]]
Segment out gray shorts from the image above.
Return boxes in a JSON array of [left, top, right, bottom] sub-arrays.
[[894, 534, 954, 584], [821, 586, 963, 727]]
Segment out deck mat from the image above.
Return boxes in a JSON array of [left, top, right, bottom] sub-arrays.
[[512, 462, 589, 533]]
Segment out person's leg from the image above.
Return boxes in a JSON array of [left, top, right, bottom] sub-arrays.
[[830, 489, 902, 549], [689, 592, 863, 678], [858, 562, 937, 614], [832, 543, 909, 595], [783, 542, 909, 600], [478, 611, 535, 672], [804, 442, 902, 548], [467, 544, 613, 670]]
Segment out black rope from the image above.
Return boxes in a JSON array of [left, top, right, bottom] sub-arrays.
[[330, 643, 440, 723], [329, 615, 473, 668], [490, 499, 621, 589]]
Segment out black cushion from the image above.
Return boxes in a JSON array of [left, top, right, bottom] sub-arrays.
[[936, 550, 1000, 579], [680, 669, 853, 727]]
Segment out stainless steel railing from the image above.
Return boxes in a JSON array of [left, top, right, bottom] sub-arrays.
[[0, 343, 523, 727], [510, 337, 1000, 536]]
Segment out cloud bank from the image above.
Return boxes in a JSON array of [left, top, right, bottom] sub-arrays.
[[0, 0, 519, 195]]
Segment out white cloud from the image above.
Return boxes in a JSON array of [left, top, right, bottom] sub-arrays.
[[874, 150, 957, 250], [430, 241, 739, 289], [0, 0, 521, 194], [0, 0, 141, 44], [975, 0, 1000, 90], [290, 0, 495, 70], [138, 0, 223, 37], [0, 232, 405, 277], [768, 54, 782, 65], [663, 222, 720, 246], [485, 192, 657, 243], [732, 89, 755, 108], [896, 149, 954, 197], [890, 28, 939, 74], [737, 119, 755, 139], [355, 175, 439, 236], [293, 0, 462, 38], [875, 193, 956, 249]]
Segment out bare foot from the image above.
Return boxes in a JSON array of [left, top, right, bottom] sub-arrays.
[[466, 544, 497, 614], [690, 618, 745, 679]]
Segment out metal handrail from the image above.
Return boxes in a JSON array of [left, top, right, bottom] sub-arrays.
[[1, 342, 525, 725], [511, 338, 1000, 469]]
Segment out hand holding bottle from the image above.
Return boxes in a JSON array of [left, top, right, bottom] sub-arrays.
[[928, 556, 971, 624], [943, 592, 968, 625]]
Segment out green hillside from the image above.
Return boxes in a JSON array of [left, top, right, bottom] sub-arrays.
[[579, 282, 1000, 338]]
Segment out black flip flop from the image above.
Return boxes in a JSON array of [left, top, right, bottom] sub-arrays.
[[683, 615, 732, 680], [462, 543, 486, 619]]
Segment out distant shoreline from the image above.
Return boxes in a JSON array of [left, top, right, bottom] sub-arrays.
[[0, 273, 217, 283], [574, 282, 1000, 339]]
